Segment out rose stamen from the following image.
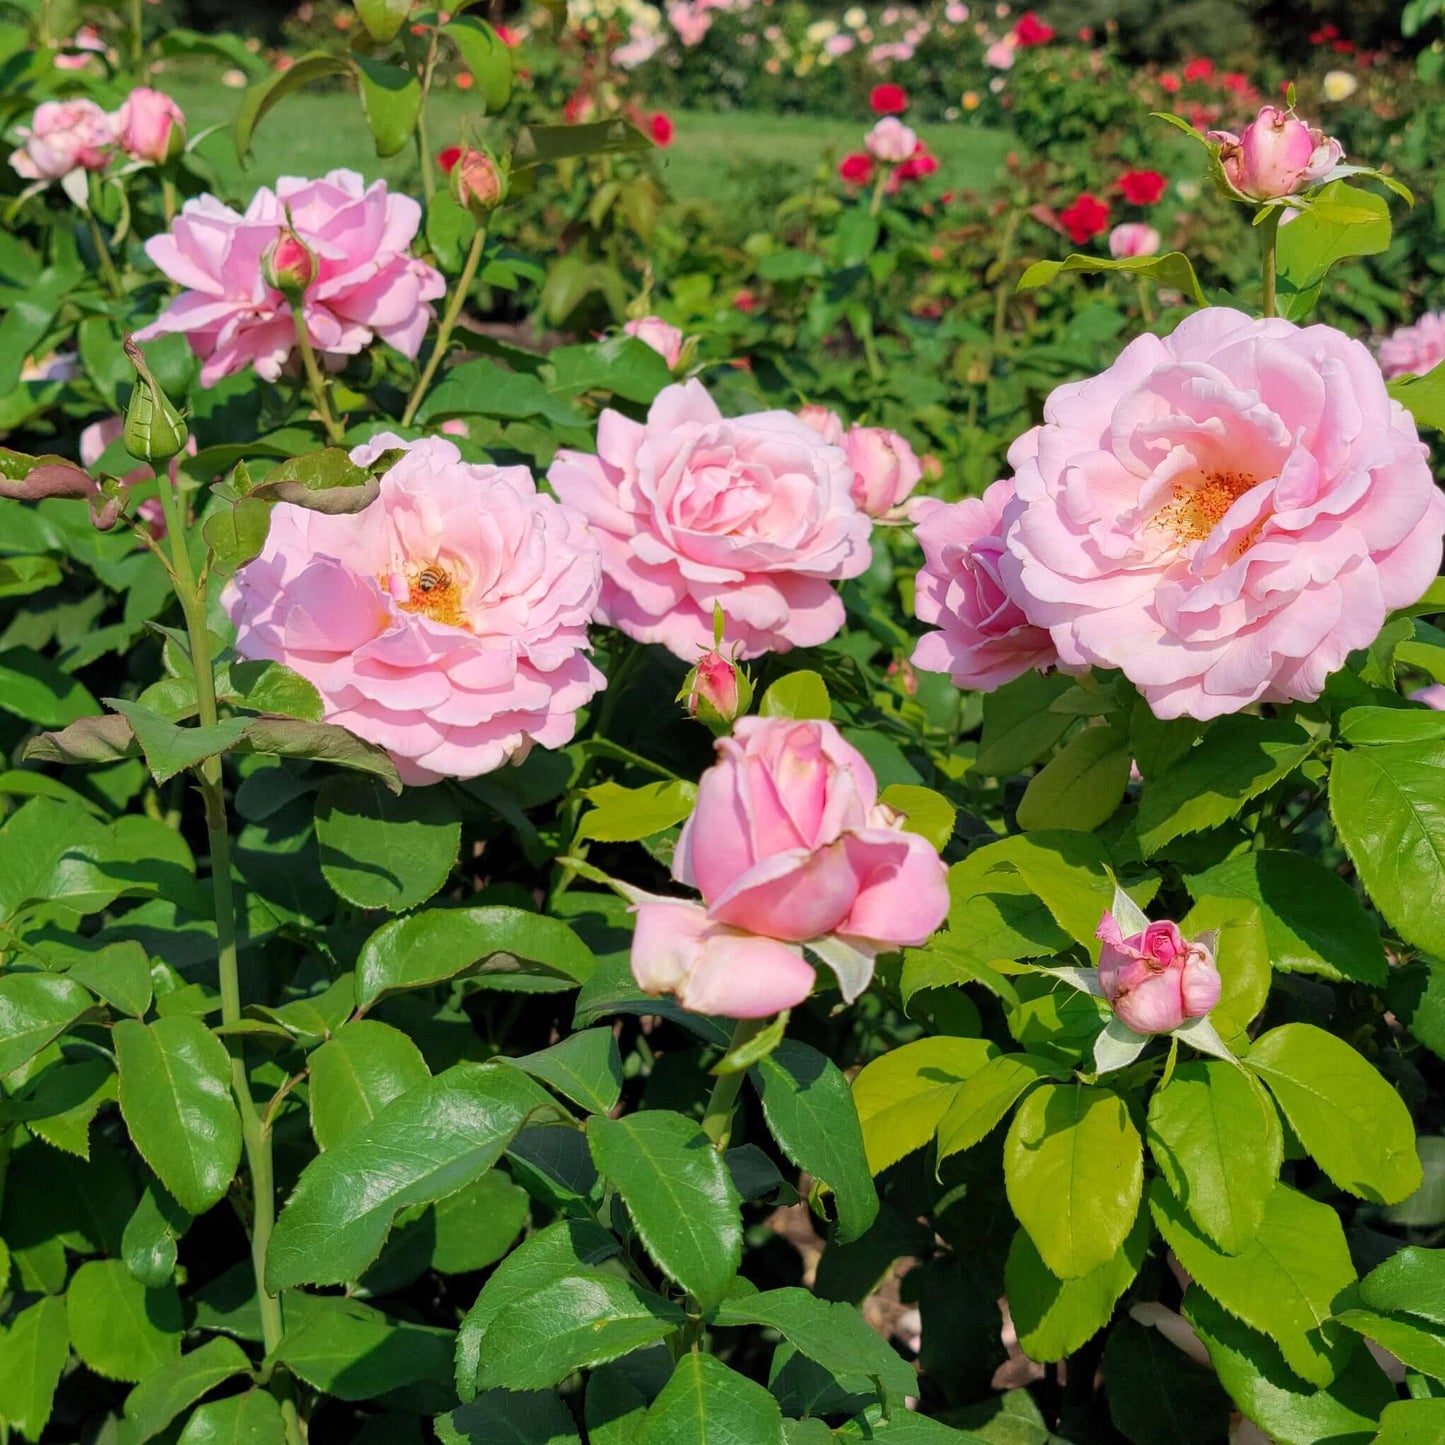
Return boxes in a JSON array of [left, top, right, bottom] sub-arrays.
[[388, 562, 470, 630], [1156, 469, 1260, 544]]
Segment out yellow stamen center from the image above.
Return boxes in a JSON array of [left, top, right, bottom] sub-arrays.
[[396, 565, 469, 630], [1156, 470, 1259, 544]]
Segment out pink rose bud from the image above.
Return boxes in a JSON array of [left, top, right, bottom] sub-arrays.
[[844, 424, 924, 517], [682, 648, 751, 727], [797, 404, 846, 445], [1108, 222, 1161, 259], [865, 116, 918, 164], [112, 87, 185, 164], [8, 98, 113, 181], [1208, 105, 1343, 201], [262, 228, 318, 298], [623, 316, 685, 369], [1095, 912, 1222, 1035], [449, 146, 506, 215]]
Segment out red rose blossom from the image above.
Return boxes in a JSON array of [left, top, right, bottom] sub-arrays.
[[1182, 57, 1214, 82], [1118, 168, 1166, 205], [1012, 11, 1054, 46], [437, 145, 462, 174], [869, 82, 909, 114], [839, 152, 874, 185], [650, 111, 674, 147], [1159, 72, 1181, 93], [1059, 192, 1110, 244]]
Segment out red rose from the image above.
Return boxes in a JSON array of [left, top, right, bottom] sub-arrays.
[[869, 83, 909, 114], [896, 150, 939, 183], [1012, 11, 1054, 46], [733, 289, 757, 313], [838, 152, 875, 185], [1221, 71, 1251, 95], [437, 145, 463, 174], [1182, 57, 1214, 82], [1159, 72, 1181, 93], [650, 111, 674, 147], [1118, 169, 1166, 206], [1058, 192, 1110, 244]]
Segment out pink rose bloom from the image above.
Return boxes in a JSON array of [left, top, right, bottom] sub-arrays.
[[9, 99, 112, 180], [824, 34, 856, 55], [865, 117, 918, 164], [669, 1, 712, 45], [630, 717, 949, 1016], [1002, 308, 1445, 719], [226, 433, 604, 785], [1096, 912, 1220, 1035], [1108, 222, 1161, 259], [912, 479, 1058, 691], [1207, 105, 1342, 201], [1379, 312, 1445, 380], [623, 316, 685, 369], [984, 40, 1015, 69], [844, 425, 923, 518], [112, 87, 184, 164], [548, 380, 871, 660], [797, 405, 846, 445], [1412, 684, 1445, 710], [134, 170, 445, 386]]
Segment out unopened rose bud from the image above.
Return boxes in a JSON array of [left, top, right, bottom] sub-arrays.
[[112, 87, 186, 165], [622, 316, 684, 369], [449, 147, 507, 216], [122, 338, 188, 465], [844, 424, 923, 518], [262, 228, 317, 298], [679, 649, 752, 730], [1096, 911, 1221, 1035], [1207, 105, 1342, 201]]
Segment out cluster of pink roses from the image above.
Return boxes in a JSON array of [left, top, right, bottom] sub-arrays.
[[912, 307, 1445, 719], [9, 87, 184, 182]]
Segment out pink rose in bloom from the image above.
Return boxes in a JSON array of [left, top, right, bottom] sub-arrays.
[[984, 40, 1015, 68], [623, 316, 685, 369], [1379, 312, 1445, 380], [226, 433, 604, 784], [1207, 105, 1342, 201], [1096, 912, 1221, 1035], [1108, 222, 1161, 258], [112, 88, 185, 164], [630, 717, 949, 1015], [912, 480, 1058, 690], [1412, 684, 1445, 710], [865, 117, 918, 163], [797, 404, 846, 445], [1001, 308, 1445, 718], [668, 1, 712, 45], [844, 425, 923, 517], [9, 99, 112, 180], [134, 170, 445, 386], [548, 380, 871, 660]]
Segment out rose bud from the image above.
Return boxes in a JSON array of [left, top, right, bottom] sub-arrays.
[[449, 146, 507, 215], [122, 338, 189, 465], [1095, 910, 1221, 1035], [623, 316, 685, 369], [844, 424, 923, 518], [679, 649, 752, 730], [112, 88, 186, 165], [1208, 105, 1343, 201], [262, 227, 317, 299], [1108, 222, 1161, 258]]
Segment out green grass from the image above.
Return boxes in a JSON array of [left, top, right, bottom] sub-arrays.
[[162, 74, 1009, 208]]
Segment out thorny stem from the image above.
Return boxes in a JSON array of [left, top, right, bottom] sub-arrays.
[[700, 1018, 769, 1150], [401, 225, 487, 427], [289, 301, 344, 444]]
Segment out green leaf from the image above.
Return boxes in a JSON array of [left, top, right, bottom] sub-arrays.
[[357, 906, 596, 1007], [1007, 1208, 1149, 1362], [64, 941, 153, 1018], [124, 1338, 256, 1444], [267, 1061, 559, 1289], [0, 1296, 69, 1442], [1332, 1307, 1445, 1380], [66, 1259, 182, 1382], [977, 671, 1076, 775], [314, 775, 460, 911], [202, 493, 271, 577], [0, 645, 99, 726], [586, 1355, 672, 1445], [0, 555, 61, 598], [356, 0, 410, 42], [274, 1296, 452, 1400], [1177, 898, 1271, 1046], [1017, 250, 1207, 306], [353, 56, 423, 158], [936, 1053, 1063, 1162], [1016, 725, 1131, 834], [972, 831, 1121, 958], [175, 1389, 285, 1445], [877, 784, 955, 852], [235, 52, 352, 161], [307, 1019, 431, 1151], [588, 1111, 743, 1309], [1356, 1247, 1445, 1325], [1330, 738, 1445, 958], [105, 699, 251, 786], [4, 1057, 117, 1159], [1004, 1084, 1142, 1280], [1184, 1287, 1394, 1445], [1388, 359, 1445, 433], [1246, 1023, 1421, 1204], [637, 1353, 786, 1445], [1339, 704, 1445, 746], [1146, 1061, 1282, 1255], [1150, 1180, 1355, 1387], [122, 1181, 192, 1288], [224, 659, 324, 723], [713, 1288, 916, 1404], [414, 358, 587, 427], [426, 190, 478, 275], [428, 1170, 529, 1274], [759, 670, 831, 721], [1186, 850, 1385, 985], [236, 717, 401, 790], [444, 16, 514, 111], [512, 120, 653, 170], [751, 1041, 878, 1243], [1136, 717, 1317, 856], [851, 1037, 998, 1174], [114, 1016, 243, 1215], [0, 973, 96, 1076], [1276, 181, 1391, 321], [1102, 1314, 1233, 1445], [515, 1028, 622, 1114], [578, 780, 697, 843], [439, 1390, 580, 1445], [1374, 1399, 1445, 1444]]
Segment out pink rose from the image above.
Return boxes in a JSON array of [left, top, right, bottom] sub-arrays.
[[1001, 308, 1445, 719], [844, 425, 923, 518], [630, 717, 949, 1016], [797, 405, 846, 445], [548, 381, 871, 660], [984, 40, 1015, 69], [1379, 312, 1445, 380], [1096, 912, 1220, 1035], [1412, 684, 1445, 710], [623, 316, 685, 369], [669, 1, 712, 44], [1108, 222, 1160, 259], [134, 170, 445, 386], [1207, 105, 1342, 201], [684, 649, 747, 724], [865, 117, 918, 163], [112, 87, 184, 164], [912, 479, 1059, 691], [9, 99, 112, 180], [225, 433, 604, 784]]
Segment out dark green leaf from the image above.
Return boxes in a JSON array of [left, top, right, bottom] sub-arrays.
[[512, 121, 653, 170], [175, 1388, 285, 1445], [0, 973, 96, 1076], [1102, 1314, 1231, 1445], [0, 1297, 69, 1442], [515, 1028, 622, 1114], [274, 1296, 452, 1400], [637, 1353, 786, 1445], [354, 56, 423, 158], [438, 1389, 580, 1445], [307, 1020, 431, 1152], [124, 1339, 256, 1444], [0, 645, 99, 726], [444, 16, 514, 111]]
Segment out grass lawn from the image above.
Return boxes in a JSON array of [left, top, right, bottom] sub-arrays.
[[161, 73, 1011, 209]]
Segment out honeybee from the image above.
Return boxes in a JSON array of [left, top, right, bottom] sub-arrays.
[[416, 566, 449, 594]]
